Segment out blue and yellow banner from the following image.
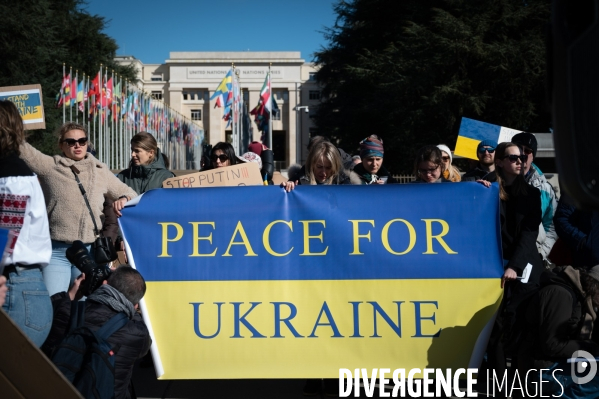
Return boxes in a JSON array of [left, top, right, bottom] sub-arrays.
[[119, 183, 503, 379]]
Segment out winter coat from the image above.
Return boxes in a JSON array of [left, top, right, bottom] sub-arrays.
[[518, 266, 599, 370], [554, 198, 599, 268], [43, 292, 151, 399], [117, 149, 175, 194], [501, 183, 543, 280], [19, 143, 137, 244], [462, 165, 497, 182], [525, 164, 559, 260], [348, 163, 396, 185]]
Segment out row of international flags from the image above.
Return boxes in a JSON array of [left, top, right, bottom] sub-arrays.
[[56, 65, 204, 170], [56, 64, 280, 167]]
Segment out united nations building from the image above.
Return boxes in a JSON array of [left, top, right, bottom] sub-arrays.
[[116, 52, 319, 169]]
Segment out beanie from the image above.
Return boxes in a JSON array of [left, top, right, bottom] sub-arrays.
[[359, 136, 384, 158], [436, 144, 452, 163]]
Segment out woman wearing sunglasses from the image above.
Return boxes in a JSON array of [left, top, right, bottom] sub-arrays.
[[117, 132, 175, 194], [412, 145, 451, 183], [209, 142, 240, 169], [19, 122, 137, 296], [484, 142, 543, 379]]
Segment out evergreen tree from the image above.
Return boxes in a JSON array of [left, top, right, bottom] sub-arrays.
[[314, 0, 550, 173], [0, 0, 135, 155]]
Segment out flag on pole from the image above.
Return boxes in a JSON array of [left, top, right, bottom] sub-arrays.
[[249, 73, 273, 132], [210, 69, 233, 108], [57, 73, 70, 107], [64, 73, 72, 106], [70, 75, 77, 107], [77, 80, 85, 112]]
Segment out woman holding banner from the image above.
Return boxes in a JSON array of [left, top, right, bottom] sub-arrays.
[[484, 141, 543, 382], [19, 122, 137, 296], [412, 145, 451, 183], [117, 132, 174, 194], [282, 141, 349, 191]]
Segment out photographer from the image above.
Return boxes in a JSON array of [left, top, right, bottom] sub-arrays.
[[43, 264, 151, 399]]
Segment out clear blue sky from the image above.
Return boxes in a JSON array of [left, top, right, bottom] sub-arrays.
[[84, 0, 338, 64]]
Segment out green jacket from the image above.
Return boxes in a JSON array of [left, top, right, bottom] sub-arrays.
[[117, 148, 175, 194]]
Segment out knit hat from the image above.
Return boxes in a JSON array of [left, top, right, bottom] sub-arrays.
[[477, 139, 497, 153], [248, 141, 266, 156], [511, 132, 537, 158], [240, 152, 262, 169], [359, 136, 384, 158], [436, 144, 452, 163]]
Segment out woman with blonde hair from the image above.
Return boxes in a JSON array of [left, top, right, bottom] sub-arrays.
[[19, 121, 137, 296], [117, 131, 174, 194], [282, 141, 349, 191], [437, 144, 461, 182]]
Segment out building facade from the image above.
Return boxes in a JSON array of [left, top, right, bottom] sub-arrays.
[[116, 52, 320, 169]]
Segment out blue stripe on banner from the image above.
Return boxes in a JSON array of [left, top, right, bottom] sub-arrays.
[[119, 183, 503, 282], [458, 117, 501, 142]]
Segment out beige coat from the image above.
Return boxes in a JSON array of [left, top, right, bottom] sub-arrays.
[[20, 143, 137, 243]]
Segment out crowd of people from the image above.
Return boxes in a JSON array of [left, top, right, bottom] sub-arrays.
[[1, 95, 598, 398]]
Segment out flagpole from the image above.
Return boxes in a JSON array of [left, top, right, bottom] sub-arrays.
[[268, 63, 272, 149], [62, 63, 66, 124]]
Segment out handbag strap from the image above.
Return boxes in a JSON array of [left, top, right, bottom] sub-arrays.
[[70, 165, 100, 237]]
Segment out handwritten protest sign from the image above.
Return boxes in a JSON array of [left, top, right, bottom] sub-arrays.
[[0, 85, 45, 130], [162, 162, 262, 188]]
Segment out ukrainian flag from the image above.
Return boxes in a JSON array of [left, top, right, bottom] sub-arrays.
[[455, 117, 520, 160]]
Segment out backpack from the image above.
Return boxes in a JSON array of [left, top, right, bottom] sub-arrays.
[[51, 301, 128, 399]]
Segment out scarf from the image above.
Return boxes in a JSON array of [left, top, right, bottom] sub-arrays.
[[88, 284, 136, 319]]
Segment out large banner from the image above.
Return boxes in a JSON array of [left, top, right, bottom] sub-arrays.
[[119, 183, 503, 379]]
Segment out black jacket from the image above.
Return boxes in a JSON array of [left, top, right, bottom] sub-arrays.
[[554, 197, 599, 268], [518, 267, 599, 369], [43, 293, 151, 399], [462, 166, 497, 182], [501, 183, 543, 280]]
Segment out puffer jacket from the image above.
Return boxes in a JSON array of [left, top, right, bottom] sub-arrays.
[[19, 143, 137, 243], [43, 292, 151, 399], [117, 149, 175, 194], [525, 164, 559, 260], [518, 266, 599, 370]]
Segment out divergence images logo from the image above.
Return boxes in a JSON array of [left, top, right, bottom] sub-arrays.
[[571, 350, 597, 385]]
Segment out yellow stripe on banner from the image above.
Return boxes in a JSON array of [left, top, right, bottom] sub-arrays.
[[145, 279, 502, 379], [454, 136, 481, 160]]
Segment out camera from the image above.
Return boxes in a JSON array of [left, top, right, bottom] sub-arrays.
[[66, 240, 111, 296]]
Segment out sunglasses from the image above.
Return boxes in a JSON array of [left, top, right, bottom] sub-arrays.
[[478, 147, 495, 154], [522, 148, 533, 155], [61, 137, 88, 147], [503, 154, 527, 163], [211, 154, 229, 162], [441, 156, 450, 162]]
